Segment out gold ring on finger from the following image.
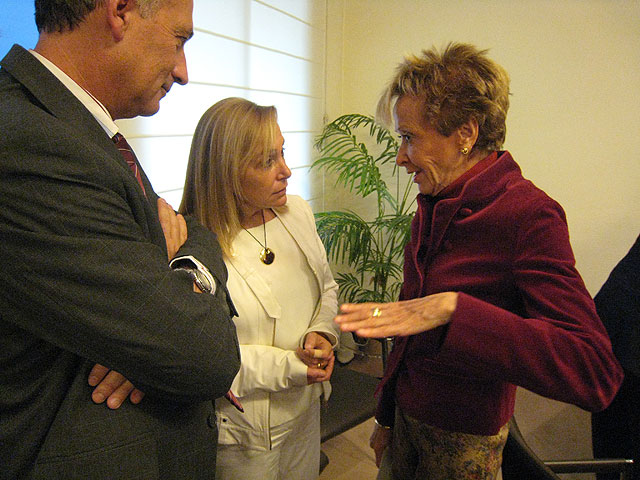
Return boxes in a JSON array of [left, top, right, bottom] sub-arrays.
[[372, 307, 382, 318]]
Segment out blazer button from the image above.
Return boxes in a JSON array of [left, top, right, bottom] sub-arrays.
[[459, 207, 472, 217]]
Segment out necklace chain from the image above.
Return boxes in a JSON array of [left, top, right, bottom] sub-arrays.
[[243, 228, 264, 247], [243, 209, 275, 265]]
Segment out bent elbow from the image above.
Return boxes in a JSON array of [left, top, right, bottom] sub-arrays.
[[141, 341, 241, 404], [579, 362, 624, 412], [199, 352, 241, 400]]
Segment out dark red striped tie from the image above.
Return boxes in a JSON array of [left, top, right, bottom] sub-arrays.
[[112, 132, 146, 197]]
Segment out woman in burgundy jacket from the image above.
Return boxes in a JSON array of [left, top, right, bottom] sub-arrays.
[[335, 42, 623, 480]]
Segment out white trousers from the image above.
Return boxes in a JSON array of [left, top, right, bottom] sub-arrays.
[[215, 399, 321, 480]]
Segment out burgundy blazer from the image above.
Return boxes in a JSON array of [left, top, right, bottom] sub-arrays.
[[376, 151, 623, 435]]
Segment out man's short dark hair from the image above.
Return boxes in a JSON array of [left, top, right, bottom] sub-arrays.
[[35, 0, 163, 33], [35, 0, 103, 33]]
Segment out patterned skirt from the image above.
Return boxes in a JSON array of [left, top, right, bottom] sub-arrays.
[[388, 408, 509, 480]]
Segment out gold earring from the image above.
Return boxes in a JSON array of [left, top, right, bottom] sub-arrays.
[[460, 147, 469, 155]]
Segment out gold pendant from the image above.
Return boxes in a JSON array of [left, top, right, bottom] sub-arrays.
[[260, 247, 275, 265]]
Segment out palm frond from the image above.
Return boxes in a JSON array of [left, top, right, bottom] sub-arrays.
[[313, 114, 399, 201], [336, 272, 387, 304], [384, 281, 404, 303], [374, 213, 414, 251], [314, 210, 372, 266], [314, 113, 413, 305], [356, 257, 404, 294]]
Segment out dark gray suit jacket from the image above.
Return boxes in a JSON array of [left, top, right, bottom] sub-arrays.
[[0, 45, 240, 479]]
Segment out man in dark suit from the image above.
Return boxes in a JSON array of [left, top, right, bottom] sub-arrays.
[[592, 234, 640, 480], [0, 1, 241, 478]]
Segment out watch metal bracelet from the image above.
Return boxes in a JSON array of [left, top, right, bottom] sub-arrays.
[[170, 255, 216, 295]]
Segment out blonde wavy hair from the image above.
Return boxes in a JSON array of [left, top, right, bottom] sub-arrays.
[[179, 97, 278, 257]]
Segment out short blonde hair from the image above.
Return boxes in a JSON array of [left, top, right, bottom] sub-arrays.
[[377, 42, 510, 152], [179, 97, 278, 257]]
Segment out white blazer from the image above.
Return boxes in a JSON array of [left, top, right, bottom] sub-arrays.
[[216, 195, 339, 450]]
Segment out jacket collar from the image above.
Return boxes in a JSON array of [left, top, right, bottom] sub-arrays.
[[416, 151, 521, 260], [225, 200, 321, 320], [1, 45, 114, 156], [1, 44, 160, 232]]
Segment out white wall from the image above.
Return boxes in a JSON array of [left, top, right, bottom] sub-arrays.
[[325, 0, 640, 295]]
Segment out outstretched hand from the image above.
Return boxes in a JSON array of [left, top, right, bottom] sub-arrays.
[[334, 291, 459, 338]]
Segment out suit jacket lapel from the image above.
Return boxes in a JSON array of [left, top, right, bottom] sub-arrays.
[[1, 45, 164, 245], [1, 46, 117, 164]]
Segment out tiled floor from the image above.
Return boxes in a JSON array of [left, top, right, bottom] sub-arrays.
[[319, 338, 595, 480], [319, 418, 378, 480]]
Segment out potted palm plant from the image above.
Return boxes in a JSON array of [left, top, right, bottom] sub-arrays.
[[312, 113, 415, 306], [313, 113, 415, 365]]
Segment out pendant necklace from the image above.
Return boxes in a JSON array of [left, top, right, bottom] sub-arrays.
[[244, 209, 275, 265]]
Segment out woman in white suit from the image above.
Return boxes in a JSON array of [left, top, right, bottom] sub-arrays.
[[180, 97, 339, 480]]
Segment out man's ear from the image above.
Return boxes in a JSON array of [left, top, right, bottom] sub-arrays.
[[457, 117, 479, 150], [106, 0, 136, 42]]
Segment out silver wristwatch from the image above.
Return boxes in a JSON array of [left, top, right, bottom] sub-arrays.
[[169, 255, 216, 295]]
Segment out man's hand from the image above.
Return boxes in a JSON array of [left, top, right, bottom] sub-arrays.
[[88, 364, 144, 409], [157, 198, 187, 260]]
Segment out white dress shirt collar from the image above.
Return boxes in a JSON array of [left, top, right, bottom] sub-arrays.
[[29, 49, 119, 138]]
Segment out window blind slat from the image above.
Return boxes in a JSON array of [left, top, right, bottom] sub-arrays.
[[118, 0, 327, 203]]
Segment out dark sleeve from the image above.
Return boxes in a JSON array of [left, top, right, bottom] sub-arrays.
[[594, 234, 640, 375], [0, 120, 240, 403]]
